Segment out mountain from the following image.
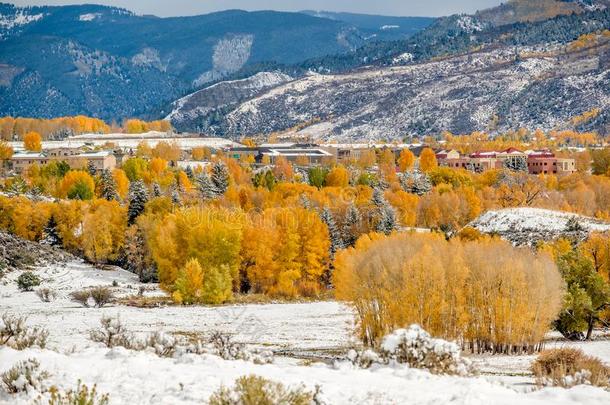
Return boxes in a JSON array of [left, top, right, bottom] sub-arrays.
[[168, 8, 610, 139], [476, 0, 609, 26], [300, 10, 434, 40], [0, 3, 431, 121]]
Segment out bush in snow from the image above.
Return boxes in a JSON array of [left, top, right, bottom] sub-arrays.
[[17, 271, 41, 291], [45, 381, 109, 405], [0, 313, 48, 350], [70, 289, 92, 307], [207, 331, 273, 364], [345, 325, 472, 376], [209, 375, 314, 405], [89, 287, 114, 308], [36, 287, 57, 303], [71, 287, 114, 308], [532, 348, 610, 388], [144, 331, 178, 358], [379, 325, 471, 375], [1, 358, 49, 394], [89, 315, 137, 349]]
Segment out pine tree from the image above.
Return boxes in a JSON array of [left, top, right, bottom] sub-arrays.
[[320, 207, 344, 256], [371, 187, 386, 208], [87, 160, 97, 176], [100, 169, 119, 201], [127, 180, 149, 225], [343, 203, 362, 247], [171, 188, 181, 206], [195, 172, 218, 200], [400, 169, 432, 196], [211, 161, 229, 195], [299, 194, 312, 210], [376, 205, 398, 235], [185, 165, 194, 179], [411, 169, 432, 196], [152, 182, 162, 198], [504, 156, 528, 172], [42, 215, 62, 246]]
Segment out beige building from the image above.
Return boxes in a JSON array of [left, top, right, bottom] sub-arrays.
[[10, 150, 116, 174]]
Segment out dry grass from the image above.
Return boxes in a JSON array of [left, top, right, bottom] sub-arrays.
[[532, 348, 610, 388]]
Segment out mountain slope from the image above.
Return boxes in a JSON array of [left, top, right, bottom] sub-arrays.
[[172, 39, 609, 140], [0, 3, 432, 121], [301, 10, 434, 40]]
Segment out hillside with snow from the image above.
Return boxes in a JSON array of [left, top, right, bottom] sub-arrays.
[[469, 207, 610, 246]]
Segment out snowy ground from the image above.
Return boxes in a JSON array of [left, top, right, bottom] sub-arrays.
[[1, 262, 610, 404]]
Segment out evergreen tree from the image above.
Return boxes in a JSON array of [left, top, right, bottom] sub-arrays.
[[376, 205, 398, 235], [127, 180, 149, 225], [28, 185, 43, 201], [211, 161, 229, 195], [371, 187, 386, 207], [400, 169, 432, 196], [6, 177, 27, 196], [185, 165, 194, 179], [124, 225, 158, 283], [87, 160, 97, 176], [320, 207, 345, 256], [195, 172, 218, 200], [343, 203, 362, 247], [42, 215, 62, 246], [171, 188, 182, 206], [299, 194, 312, 210], [152, 182, 162, 198], [100, 169, 119, 201], [504, 156, 528, 172]]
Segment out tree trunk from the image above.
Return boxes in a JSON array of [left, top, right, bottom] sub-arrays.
[[585, 316, 595, 340]]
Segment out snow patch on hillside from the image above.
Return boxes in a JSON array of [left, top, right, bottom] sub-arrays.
[[0, 9, 43, 38], [471, 208, 610, 234], [78, 13, 101, 21]]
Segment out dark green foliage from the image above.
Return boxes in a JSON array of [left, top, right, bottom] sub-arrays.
[[17, 271, 41, 292], [195, 172, 219, 199], [67, 180, 94, 200], [42, 215, 62, 246], [554, 251, 610, 340], [308, 166, 328, 189], [211, 161, 230, 195], [99, 169, 119, 201], [253, 170, 276, 191], [127, 180, 149, 225]]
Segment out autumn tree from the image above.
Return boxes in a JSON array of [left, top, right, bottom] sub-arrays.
[[325, 166, 349, 188], [419, 148, 437, 172], [398, 148, 415, 172], [23, 131, 42, 152], [59, 171, 95, 200], [82, 199, 127, 265]]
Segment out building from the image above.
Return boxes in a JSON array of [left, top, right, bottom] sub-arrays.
[[10, 150, 116, 174], [228, 144, 336, 165], [436, 148, 576, 175]]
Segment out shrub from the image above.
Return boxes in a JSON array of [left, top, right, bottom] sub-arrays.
[[206, 331, 273, 364], [71, 287, 114, 308], [144, 331, 178, 358], [36, 287, 57, 302], [209, 375, 313, 405], [89, 316, 136, 349], [46, 381, 110, 405], [346, 325, 473, 376], [532, 348, 610, 388], [70, 289, 92, 307], [0, 313, 48, 349], [1, 358, 49, 394], [90, 287, 114, 308], [17, 271, 41, 291]]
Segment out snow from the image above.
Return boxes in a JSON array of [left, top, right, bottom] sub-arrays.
[[470, 207, 610, 233], [78, 13, 101, 22], [1, 262, 610, 403], [0, 10, 43, 30], [380, 25, 400, 30]]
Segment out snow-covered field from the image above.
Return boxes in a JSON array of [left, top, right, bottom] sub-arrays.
[[1, 261, 610, 404]]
